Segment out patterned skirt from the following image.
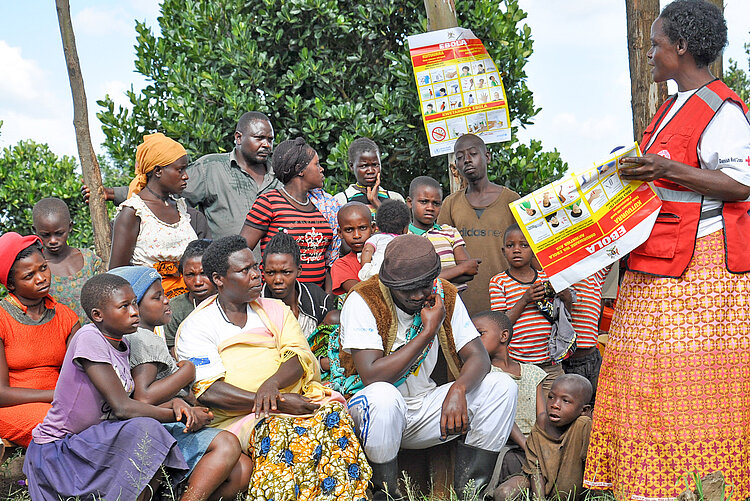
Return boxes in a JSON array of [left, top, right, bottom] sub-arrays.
[[584, 230, 750, 500], [248, 401, 372, 501]]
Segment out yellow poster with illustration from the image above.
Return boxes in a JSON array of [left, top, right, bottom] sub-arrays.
[[510, 143, 662, 291], [407, 27, 511, 156]]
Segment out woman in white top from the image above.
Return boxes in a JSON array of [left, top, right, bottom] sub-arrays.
[[110, 133, 197, 298]]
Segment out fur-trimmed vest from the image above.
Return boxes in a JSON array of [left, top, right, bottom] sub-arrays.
[[339, 276, 463, 385]]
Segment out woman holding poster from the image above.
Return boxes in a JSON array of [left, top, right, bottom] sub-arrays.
[[585, 1, 750, 498]]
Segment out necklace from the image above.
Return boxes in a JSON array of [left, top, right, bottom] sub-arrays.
[[101, 333, 123, 343], [280, 186, 310, 206], [145, 185, 170, 206]]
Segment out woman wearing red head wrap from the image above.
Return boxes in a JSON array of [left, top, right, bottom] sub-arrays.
[[0, 232, 79, 447], [110, 133, 198, 298]]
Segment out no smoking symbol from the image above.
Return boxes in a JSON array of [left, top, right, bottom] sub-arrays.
[[431, 127, 447, 141]]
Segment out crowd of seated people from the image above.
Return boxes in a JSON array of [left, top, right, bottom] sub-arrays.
[[0, 126, 621, 501]]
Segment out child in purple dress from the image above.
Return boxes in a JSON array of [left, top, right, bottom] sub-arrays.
[[23, 273, 193, 501], [111, 265, 251, 500]]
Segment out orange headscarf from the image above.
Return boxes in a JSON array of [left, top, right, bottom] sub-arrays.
[[127, 133, 187, 198]]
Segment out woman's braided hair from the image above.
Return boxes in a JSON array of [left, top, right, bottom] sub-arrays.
[[272, 137, 316, 185]]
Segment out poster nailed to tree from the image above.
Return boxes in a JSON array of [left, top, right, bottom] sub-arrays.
[[407, 27, 512, 156]]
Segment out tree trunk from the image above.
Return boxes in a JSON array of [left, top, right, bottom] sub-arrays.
[[706, 0, 723, 78], [423, 0, 465, 194], [423, 0, 458, 31], [55, 0, 111, 267], [626, 0, 668, 144]]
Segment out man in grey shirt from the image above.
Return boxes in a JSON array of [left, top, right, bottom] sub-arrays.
[[182, 111, 279, 238], [95, 111, 279, 238]]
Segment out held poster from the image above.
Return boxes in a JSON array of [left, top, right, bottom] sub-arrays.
[[407, 27, 512, 156], [509, 143, 662, 291]]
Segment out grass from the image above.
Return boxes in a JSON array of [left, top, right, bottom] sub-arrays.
[[391, 474, 618, 501], [0, 449, 733, 501]]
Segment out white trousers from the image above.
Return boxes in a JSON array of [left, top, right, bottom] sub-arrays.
[[348, 371, 517, 463]]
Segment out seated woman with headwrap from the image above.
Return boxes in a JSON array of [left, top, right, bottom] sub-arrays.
[[110, 133, 204, 299], [175, 235, 371, 500]]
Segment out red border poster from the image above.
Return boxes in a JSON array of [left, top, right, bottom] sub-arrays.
[[407, 27, 512, 156]]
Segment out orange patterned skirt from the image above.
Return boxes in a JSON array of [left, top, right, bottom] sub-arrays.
[[584, 230, 750, 500]]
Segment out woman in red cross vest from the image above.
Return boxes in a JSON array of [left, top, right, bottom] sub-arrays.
[[585, 1, 750, 499]]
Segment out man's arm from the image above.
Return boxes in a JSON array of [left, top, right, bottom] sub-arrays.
[[350, 294, 446, 386], [439, 336, 490, 439]]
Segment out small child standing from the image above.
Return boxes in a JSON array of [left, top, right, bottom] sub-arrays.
[[331, 202, 374, 295], [24, 273, 189, 501], [32, 197, 102, 324], [164, 239, 216, 352], [358, 199, 410, 281], [110, 266, 250, 501], [472, 310, 546, 486], [407, 176, 480, 293], [494, 374, 593, 501], [489, 224, 571, 394]]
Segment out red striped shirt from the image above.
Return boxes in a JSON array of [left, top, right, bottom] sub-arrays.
[[489, 269, 551, 363], [245, 190, 333, 287], [570, 268, 609, 348]]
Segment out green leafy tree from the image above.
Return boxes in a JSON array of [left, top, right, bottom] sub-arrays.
[[725, 42, 750, 103], [97, 0, 566, 196], [0, 129, 92, 248]]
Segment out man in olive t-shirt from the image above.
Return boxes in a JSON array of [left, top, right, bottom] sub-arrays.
[[438, 134, 520, 315]]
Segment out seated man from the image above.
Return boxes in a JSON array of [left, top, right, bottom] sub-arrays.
[[339, 234, 518, 500]]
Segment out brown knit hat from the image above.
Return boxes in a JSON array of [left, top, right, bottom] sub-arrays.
[[379, 234, 441, 290]]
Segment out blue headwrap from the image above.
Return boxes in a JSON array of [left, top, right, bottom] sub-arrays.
[[109, 266, 162, 304]]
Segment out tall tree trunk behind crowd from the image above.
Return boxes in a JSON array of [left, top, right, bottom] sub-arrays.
[[55, 0, 112, 267], [707, 0, 723, 79], [626, 0, 668, 143], [424, 0, 465, 194]]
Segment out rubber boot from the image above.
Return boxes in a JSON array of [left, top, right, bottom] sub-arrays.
[[370, 458, 406, 501], [453, 441, 499, 500]]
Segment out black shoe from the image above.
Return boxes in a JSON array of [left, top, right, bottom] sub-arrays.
[[454, 441, 499, 500], [370, 458, 406, 501]]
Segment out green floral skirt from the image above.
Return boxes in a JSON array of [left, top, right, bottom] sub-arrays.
[[249, 401, 372, 500]]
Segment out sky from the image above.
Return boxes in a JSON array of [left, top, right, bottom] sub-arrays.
[[1, 1, 749, 174]]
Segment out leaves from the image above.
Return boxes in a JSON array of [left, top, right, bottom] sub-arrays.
[[96, 0, 566, 196], [725, 42, 750, 104], [0, 134, 90, 247]]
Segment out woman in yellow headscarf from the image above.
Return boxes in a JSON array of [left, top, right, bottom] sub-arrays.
[[110, 133, 197, 299]]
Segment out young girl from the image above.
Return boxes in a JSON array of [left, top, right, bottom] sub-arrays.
[[0, 233, 80, 448], [164, 239, 216, 352], [24, 273, 195, 501], [333, 137, 405, 214], [472, 310, 546, 483], [111, 266, 251, 501], [32, 197, 102, 324], [260, 232, 336, 338]]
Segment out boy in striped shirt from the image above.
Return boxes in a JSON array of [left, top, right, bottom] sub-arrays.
[[563, 267, 610, 405], [489, 224, 572, 394], [407, 176, 481, 293]]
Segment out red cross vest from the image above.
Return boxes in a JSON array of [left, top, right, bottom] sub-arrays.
[[628, 79, 750, 277]]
